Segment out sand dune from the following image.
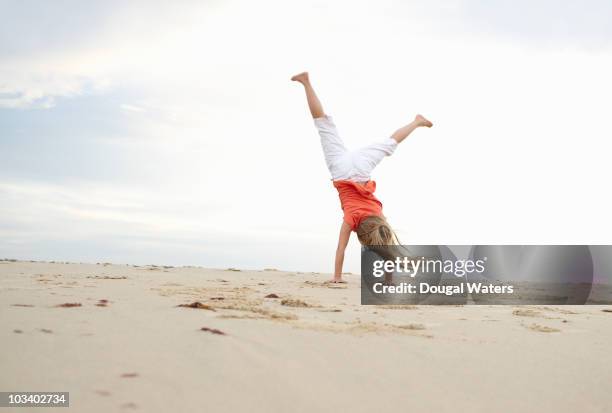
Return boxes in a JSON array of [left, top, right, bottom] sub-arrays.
[[1, 260, 611, 412]]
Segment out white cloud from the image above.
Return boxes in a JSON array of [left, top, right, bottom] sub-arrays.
[[461, 0, 612, 49], [0, 51, 112, 109], [120, 103, 146, 113]]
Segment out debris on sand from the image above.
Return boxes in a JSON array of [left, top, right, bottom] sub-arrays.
[[95, 299, 109, 307], [397, 323, 426, 330], [226, 268, 241, 272], [40, 328, 53, 334], [13, 329, 23, 334], [210, 297, 225, 301], [200, 327, 226, 335], [11, 304, 34, 307], [86, 275, 127, 280], [178, 302, 215, 311], [121, 373, 139, 378], [56, 303, 82, 308], [281, 298, 311, 308], [602, 309, 612, 313], [265, 293, 280, 299]]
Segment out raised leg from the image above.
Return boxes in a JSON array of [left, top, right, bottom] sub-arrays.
[[390, 114, 433, 144], [291, 72, 325, 119]]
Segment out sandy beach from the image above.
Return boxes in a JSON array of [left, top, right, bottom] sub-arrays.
[[1, 259, 611, 412]]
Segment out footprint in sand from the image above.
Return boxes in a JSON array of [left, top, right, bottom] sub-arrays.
[[525, 323, 560, 333], [537, 306, 578, 315], [514, 307, 576, 319], [512, 309, 542, 318], [161, 282, 183, 287], [379, 305, 418, 310], [304, 280, 347, 289], [314, 321, 433, 337]]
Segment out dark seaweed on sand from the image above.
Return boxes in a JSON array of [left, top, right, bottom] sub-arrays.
[[200, 327, 226, 335], [178, 302, 215, 311]]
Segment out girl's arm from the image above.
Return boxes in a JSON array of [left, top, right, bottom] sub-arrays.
[[333, 221, 352, 282]]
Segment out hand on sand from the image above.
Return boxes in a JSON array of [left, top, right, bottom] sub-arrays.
[[415, 114, 433, 128], [327, 277, 347, 284]]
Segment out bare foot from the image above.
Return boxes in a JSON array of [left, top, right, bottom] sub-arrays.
[[291, 72, 309, 84], [415, 114, 433, 128]]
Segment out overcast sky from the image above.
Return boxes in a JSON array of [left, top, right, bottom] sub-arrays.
[[1, 0, 611, 273]]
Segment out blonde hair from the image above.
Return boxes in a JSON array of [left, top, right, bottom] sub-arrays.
[[356, 216, 399, 246]]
